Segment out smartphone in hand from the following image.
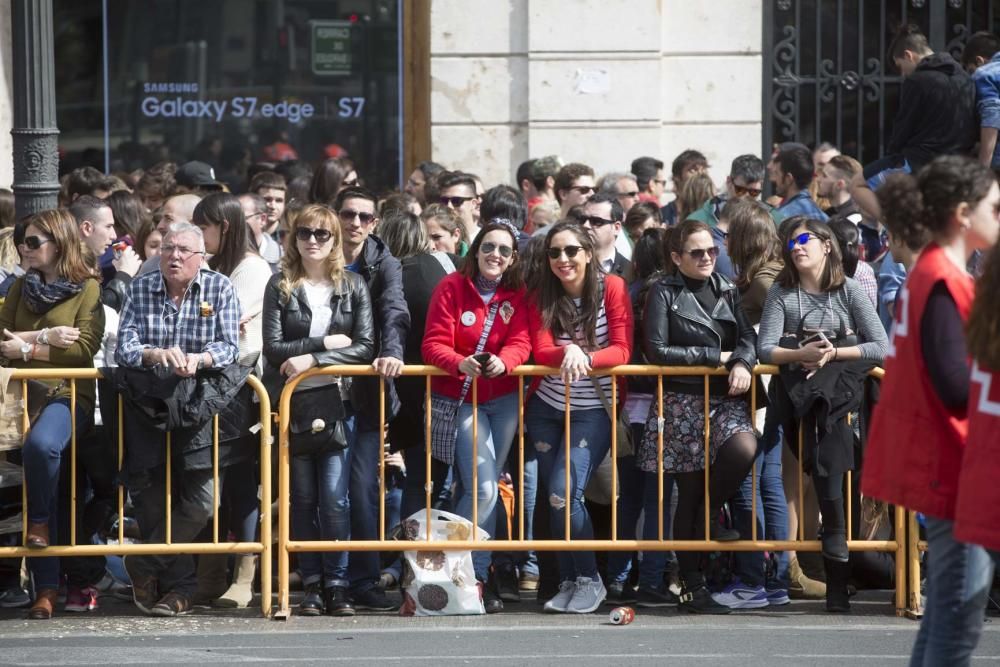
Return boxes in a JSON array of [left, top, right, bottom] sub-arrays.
[[474, 353, 491, 371]]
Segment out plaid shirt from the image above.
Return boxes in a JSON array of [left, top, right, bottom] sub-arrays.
[[116, 268, 241, 368]]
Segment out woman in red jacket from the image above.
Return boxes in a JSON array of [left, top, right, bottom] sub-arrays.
[[524, 221, 633, 615], [861, 156, 999, 665], [422, 219, 531, 614]]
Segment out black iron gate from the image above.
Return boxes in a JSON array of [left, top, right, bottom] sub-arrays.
[[763, 0, 1000, 165]]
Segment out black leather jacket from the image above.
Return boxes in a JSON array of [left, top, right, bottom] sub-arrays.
[[642, 272, 757, 393], [261, 271, 376, 404]]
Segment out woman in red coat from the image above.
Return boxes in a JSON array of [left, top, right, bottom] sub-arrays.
[[524, 220, 633, 615], [422, 219, 531, 613], [861, 156, 999, 666]]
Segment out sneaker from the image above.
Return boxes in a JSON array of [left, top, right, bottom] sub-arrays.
[[0, 587, 31, 608], [378, 572, 398, 591], [635, 586, 679, 608], [543, 580, 577, 613], [711, 580, 769, 610], [566, 576, 607, 614], [765, 583, 790, 606], [95, 571, 133, 601], [323, 586, 356, 617], [680, 584, 732, 615], [298, 583, 324, 616], [150, 591, 192, 617], [351, 586, 400, 612], [604, 581, 637, 606], [493, 566, 520, 603], [64, 586, 99, 613], [518, 572, 539, 592], [123, 556, 158, 616]]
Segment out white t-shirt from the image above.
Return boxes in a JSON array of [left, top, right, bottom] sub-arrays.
[[298, 281, 337, 391]]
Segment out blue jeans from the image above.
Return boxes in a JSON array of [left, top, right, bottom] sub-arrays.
[[732, 423, 789, 588], [910, 517, 995, 667], [525, 395, 610, 582], [23, 399, 90, 590], [606, 448, 645, 585], [401, 447, 452, 519], [453, 393, 519, 581], [493, 445, 539, 577], [346, 409, 382, 594], [291, 447, 352, 589]]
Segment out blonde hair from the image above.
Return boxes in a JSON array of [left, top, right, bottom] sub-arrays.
[[278, 204, 346, 300], [0, 228, 18, 272]]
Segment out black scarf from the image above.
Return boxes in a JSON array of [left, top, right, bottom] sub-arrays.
[[21, 270, 85, 314]]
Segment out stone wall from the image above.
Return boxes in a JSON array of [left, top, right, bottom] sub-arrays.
[[0, 0, 13, 189], [429, 0, 763, 193]]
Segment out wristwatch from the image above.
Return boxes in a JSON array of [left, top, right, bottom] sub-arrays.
[[20, 342, 32, 362], [38, 328, 49, 346]]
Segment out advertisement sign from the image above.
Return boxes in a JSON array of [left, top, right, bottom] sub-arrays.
[[311, 20, 353, 76]]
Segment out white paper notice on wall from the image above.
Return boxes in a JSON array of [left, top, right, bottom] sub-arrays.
[[573, 68, 610, 95]]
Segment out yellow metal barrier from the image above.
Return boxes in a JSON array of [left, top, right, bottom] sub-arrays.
[[0, 368, 273, 616], [275, 364, 907, 619]]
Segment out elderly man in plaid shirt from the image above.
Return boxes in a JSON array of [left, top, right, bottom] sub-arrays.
[[116, 221, 241, 616]]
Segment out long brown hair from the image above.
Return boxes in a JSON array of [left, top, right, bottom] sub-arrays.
[[533, 221, 603, 349], [725, 198, 783, 288], [194, 193, 254, 277], [278, 204, 346, 300], [26, 209, 96, 283], [775, 216, 845, 292], [968, 246, 1000, 369]]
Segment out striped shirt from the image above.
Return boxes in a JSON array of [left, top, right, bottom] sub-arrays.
[[536, 298, 612, 411]]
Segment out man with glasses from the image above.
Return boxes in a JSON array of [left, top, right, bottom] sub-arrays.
[[436, 171, 481, 244], [238, 192, 281, 267], [598, 172, 642, 260], [334, 186, 410, 612], [687, 154, 784, 228], [116, 221, 241, 617], [582, 193, 632, 281], [555, 163, 596, 218], [138, 193, 204, 276], [631, 156, 668, 206]]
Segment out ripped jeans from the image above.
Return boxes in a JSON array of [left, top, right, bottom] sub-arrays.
[[524, 395, 611, 582]]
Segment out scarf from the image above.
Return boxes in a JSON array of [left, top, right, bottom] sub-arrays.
[[474, 274, 501, 294], [21, 270, 85, 314]]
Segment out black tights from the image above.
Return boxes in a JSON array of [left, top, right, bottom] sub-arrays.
[[814, 471, 848, 561], [674, 432, 757, 585]]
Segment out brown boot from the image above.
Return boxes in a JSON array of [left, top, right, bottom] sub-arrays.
[[213, 555, 257, 608], [192, 554, 229, 607], [789, 556, 826, 599], [28, 589, 58, 620], [26, 522, 49, 549]]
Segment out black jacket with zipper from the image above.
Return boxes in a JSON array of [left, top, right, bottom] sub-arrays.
[[261, 270, 376, 409], [642, 272, 757, 395]]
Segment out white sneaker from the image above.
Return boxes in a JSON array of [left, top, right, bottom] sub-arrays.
[[566, 576, 607, 614], [543, 580, 577, 613]]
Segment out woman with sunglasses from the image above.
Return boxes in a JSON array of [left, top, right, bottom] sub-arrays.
[[524, 220, 633, 614], [0, 209, 104, 619], [262, 204, 375, 616], [759, 216, 887, 613], [422, 219, 531, 613], [638, 219, 758, 614], [862, 156, 998, 663]]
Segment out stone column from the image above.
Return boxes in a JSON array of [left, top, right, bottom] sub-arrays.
[[10, 0, 59, 219]]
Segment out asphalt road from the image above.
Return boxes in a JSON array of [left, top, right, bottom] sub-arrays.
[[1, 592, 998, 666]]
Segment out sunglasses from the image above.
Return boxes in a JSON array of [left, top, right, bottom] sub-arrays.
[[733, 184, 763, 198], [439, 195, 476, 208], [683, 246, 720, 260], [296, 227, 333, 243], [480, 241, 514, 258], [22, 236, 53, 250], [582, 215, 616, 228], [568, 185, 595, 196], [787, 232, 819, 250], [547, 245, 584, 260], [338, 209, 376, 224]]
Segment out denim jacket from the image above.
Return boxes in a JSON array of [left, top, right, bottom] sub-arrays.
[[973, 52, 1000, 168]]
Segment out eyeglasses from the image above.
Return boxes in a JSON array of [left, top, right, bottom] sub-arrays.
[[568, 185, 594, 196], [439, 195, 476, 208], [582, 215, 616, 228], [479, 241, 514, 258], [683, 246, 720, 260], [295, 227, 333, 243], [21, 236, 53, 250], [787, 232, 819, 250], [547, 245, 584, 260], [161, 244, 205, 260], [338, 209, 376, 224], [732, 184, 763, 198]]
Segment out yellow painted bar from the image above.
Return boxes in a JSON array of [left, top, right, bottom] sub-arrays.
[[424, 375, 432, 542], [471, 378, 478, 543], [378, 377, 386, 541], [213, 414, 219, 544], [564, 379, 571, 542], [517, 375, 525, 541], [279, 539, 899, 553], [703, 375, 710, 541], [70, 380, 77, 546], [657, 374, 664, 541]]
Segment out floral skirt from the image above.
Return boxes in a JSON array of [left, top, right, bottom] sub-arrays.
[[638, 391, 754, 474]]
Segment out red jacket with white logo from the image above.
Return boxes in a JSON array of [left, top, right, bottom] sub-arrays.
[[954, 361, 1000, 551]]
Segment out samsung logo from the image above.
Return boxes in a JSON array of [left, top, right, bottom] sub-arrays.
[[143, 82, 200, 93]]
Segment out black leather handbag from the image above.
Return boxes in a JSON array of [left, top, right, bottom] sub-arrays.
[[288, 383, 348, 456]]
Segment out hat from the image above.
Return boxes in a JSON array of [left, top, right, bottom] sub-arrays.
[[530, 155, 563, 182], [176, 161, 224, 190]]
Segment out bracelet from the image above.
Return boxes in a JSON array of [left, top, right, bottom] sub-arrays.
[[833, 348, 839, 361], [38, 328, 49, 346]]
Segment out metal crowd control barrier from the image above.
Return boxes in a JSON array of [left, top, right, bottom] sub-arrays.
[[0, 368, 273, 616], [275, 364, 909, 619]]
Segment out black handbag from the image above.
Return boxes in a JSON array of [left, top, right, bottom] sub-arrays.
[[288, 383, 348, 456]]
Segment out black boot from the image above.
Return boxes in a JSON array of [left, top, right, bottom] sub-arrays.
[[823, 558, 851, 613], [679, 575, 731, 615], [298, 583, 324, 616], [324, 586, 356, 617]]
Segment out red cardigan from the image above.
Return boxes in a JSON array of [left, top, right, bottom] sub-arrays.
[[422, 272, 531, 403], [527, 274, 634, 394]]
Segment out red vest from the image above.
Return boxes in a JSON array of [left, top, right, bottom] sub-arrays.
[[861, 244, 975, 520], [954, 362, 1000, 551]]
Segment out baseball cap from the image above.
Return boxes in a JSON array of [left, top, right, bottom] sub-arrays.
[[176, 161, 224, 190]]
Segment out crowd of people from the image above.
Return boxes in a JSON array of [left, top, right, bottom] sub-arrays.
[[0, 22, 998, 664]]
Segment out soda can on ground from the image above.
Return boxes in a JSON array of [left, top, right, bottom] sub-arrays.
[[608, 606, 635, 625]]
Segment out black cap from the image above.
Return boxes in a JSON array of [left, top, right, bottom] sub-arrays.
[[176, 161, 224, 190]]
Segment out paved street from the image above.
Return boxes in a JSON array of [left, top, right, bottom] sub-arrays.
[[1, 592, 999, 666]]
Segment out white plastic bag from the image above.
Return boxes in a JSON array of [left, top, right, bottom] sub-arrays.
[[399, 509, 488, 616]]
